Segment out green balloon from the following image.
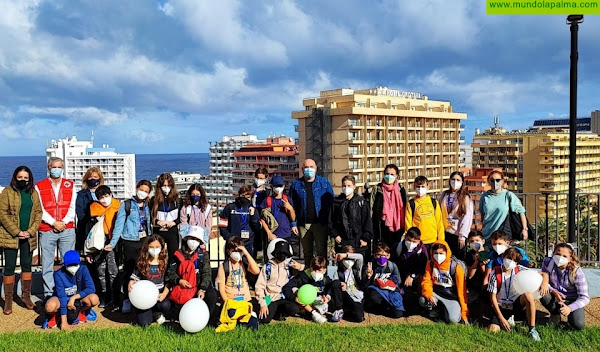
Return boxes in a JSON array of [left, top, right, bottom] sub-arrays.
[[297, 284, 318, 305]]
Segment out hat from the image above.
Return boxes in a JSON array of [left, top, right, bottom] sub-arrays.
[[271, 175, 285, 187], [181, 225, 206, 243], [63, 250, 81, 266], [272, 240, 293, 258]]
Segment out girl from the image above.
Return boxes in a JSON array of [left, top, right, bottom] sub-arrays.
[[333, 246, 366, 322], [179, 184, 211, 245], [439, 171, 473, 260], [129, 235, 171, 326], [540, 243, 589, 330], [0, 166, 43, 314], [151, 173, 180, 264], [75, 167, 104, 250]]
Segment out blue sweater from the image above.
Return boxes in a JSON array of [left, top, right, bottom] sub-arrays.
[[53, 265, 96, 316]]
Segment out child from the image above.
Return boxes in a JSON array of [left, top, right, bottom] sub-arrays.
[[464, 230, 489, 320], [539, 243, 589, 330], [128, 235, 172, 327], [420, 241, 468, 324], [483, 230, 530, 286], [396, 227, 428, 315], [405, 176, 444, 247], [255, 240, 303, 323], [488, 247, 541, 341], [168, 226, 219, 325], [333, 245, 366, 322], [43, 250, 99, 330], [219, 185, 260, 256], [365, 242, 404, 318], [282, 256, 343, 324], [88, 185, 121, 308], [260, 175, 299, 255]]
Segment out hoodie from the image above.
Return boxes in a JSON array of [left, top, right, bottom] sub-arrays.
[[421, 240, 468, 322], [90, 198, 121, 239]]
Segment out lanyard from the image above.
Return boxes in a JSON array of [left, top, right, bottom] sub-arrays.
[[162, 202, 171, 214], [192, 206, 201, 226], [447, 193, 457, 212], [240, 206, 249, 231], [504, 272, 513, 300], [137, 201, 147, 231], [554, 266, 570, 293], [232, 267, 243, 292]]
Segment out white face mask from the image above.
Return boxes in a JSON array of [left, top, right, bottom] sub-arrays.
[[433, 253, 446, 264], [100, 196, 112, 207], [450, 180, 462, 190], [148, 248, 161, 258], [503, 258, 517, 271], [342, 186, 354, 196], [187, 239, 200, 252], [66, 265, 79, 276], [416, 187, 427, 197], [136, 190, 149, 200], [273, 186, 284, 195], [230, 251, 242, 262], [405, 240, 418, 252], [492, 180, 503, 191], [553, 254, 569, 268], [310, 271, 324, 282], [161, 186, 171, 195], [255, 179, 266, 187], [493, 244, 508, 255], [342, 259, 354, 269], [470, 241, 483, 252]]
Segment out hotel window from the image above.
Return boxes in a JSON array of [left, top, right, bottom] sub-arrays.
[[349, 118, 359, 126], [349, 160, 358, 169], [349, 146, 358, 155]]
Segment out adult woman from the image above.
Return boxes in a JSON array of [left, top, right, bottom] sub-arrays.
[[151, 173, 180, 264], [479, 170, 527, 243], [366, 164, 407, 247], [179, 184, 212, 244], [439, 171, 473, 260], [75, 167, 104, 250], [0, 166, 43, 314]]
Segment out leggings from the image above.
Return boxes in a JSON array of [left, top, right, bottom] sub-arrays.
[[3, 239, 32, 276], [122, 240, 143, 300]]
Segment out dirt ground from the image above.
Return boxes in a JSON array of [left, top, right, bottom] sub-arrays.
[[1, 296, 600, 334]]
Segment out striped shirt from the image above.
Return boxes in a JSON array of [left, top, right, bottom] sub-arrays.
[[131, 264, 165, 292], [487, 265, 529, 304], [541, 257, 590, 311]]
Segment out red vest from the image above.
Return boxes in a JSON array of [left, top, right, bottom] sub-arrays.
[[37, 178, 75, 232], [170, 250, 200, 305]]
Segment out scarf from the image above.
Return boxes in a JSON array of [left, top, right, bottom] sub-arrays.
[[381, 180, 404, 232]]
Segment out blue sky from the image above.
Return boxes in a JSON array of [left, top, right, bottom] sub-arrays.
[[0, 0, 598, 156]]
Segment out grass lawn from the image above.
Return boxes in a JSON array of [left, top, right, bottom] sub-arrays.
[[1, 323, 600, 352]]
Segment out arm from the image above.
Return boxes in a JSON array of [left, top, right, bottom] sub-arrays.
[[0, 190, 20, 236], [569, 269, 591, 311], [361, 198, 374, 241], [421, 262, 433, 299], [455, 265, 469, 322], [173, 200, 182, 226], [436, 200, 445, 241], [54, 271, 69, 316], [108, 203, 127, 249], [165, 263, 181, 288], [405, 200, 413, 230], [254, 266, 269, 307], [179, 207, 188, 226], [199, 255, 212, 291], [459, 197, 474, 239], [36, 185, 57, 226], [482, 266, 492, 286], [62, 186, 78, 224], [218, 206, 232, 240], [250, 207, 260, 232], [27, 191, 44, 235], [243, 248, 260, 275], [78, 266, 96, 299], [216, 265, 228, 302], [75, 192, 86, 224]]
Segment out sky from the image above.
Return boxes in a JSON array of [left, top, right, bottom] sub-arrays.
[[0, 0, 599, 156]]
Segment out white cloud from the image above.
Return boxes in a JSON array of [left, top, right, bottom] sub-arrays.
[[131, 129, 165, 143], [21, 106, 127, 125]]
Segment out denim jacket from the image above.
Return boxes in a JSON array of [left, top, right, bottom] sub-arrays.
[[109, 198, 152, 248], [289, 175, 334, 226]]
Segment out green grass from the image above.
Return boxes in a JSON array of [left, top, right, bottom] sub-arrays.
[[1, 323, 600, 352]]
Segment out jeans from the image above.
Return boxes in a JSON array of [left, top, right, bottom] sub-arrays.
[[299, 223, 328, 263], [92, 248, 118, 298], [40, 229, 75, 296], [3, 239, 33, 276], [541, 294, 585, 330], [419, 293, 462, 324]]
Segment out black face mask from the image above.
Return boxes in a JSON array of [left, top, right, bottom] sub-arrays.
[[16, 180, 28, 190], [86, 179, 101, 188], [237, 197, 251, 207], [274, 253, 288, 262]]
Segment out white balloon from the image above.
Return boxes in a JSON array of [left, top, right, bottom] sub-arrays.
[[513, 270, 543, 295], [266, 238, 293, 260], [179, 298, 210, 333], [129, 280, 159, 310], [531, 290, 543, 300]]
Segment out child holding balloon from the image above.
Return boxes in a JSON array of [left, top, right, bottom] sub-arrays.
[[487, 247, 541, 341], [539, 243, 589, 330], [128, 235, 172, 327]]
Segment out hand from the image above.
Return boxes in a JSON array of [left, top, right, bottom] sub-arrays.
[[61, 318, 72, 331], [294, 296, 306, 307], [179, 279, 192, 288], [290, 259, 303, 270], [560, 303, 572, 316], [335, 236, 342, 244], [321, 295, 331, 304], [291, 226, 299, 235], [482, 259, 490, 265], [197, 290, 205, 299], [458, 239, 466, 249], [539, 284, 550, 297], [500, 317, 511, 332], [267, 231, 276, 241], [104, 245, 113, 252], [167, 221, 176, 228], [341, 282, 347, 291], [128, 280, 137, 292], [157, 220, 167, 227], [259, 306, 269, 319], [552, 290, 566, 303], [158, 290, 168, 302], [67, 297, 77, 311], [360, 240, 368, 247], [249, 207, 255, 216], [428, 296, 437, 306], [366, 262, 373, 279], [521, 229, 528, 241], [335, 253, 347, 262], [53, 221, 65, 231], [86, 255, 94, 264], [237, 245, 249, 256], [283, 200, 293, 212], [404, 276, 414, 287], [18, 231, 31, 239]]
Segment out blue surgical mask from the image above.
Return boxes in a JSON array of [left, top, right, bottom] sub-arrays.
[[190, 195, 201, 204], [383, 174, 396, 184], [50, 168, 63, 178], [304, 168, 316, 179]]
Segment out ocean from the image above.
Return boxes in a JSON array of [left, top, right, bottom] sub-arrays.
[[0, 153, 210, 186]]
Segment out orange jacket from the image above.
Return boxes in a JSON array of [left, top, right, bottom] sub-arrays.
[[90, 198, 121, 239], [421, 240, 468, 321]]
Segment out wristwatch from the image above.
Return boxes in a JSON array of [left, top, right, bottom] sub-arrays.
[[410, 274, 416, 278]]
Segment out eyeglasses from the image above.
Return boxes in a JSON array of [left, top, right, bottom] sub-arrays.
[[492, 179, 503, 182]]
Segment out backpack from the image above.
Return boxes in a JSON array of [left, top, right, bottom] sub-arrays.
[[170, 250, 201, 305], [124, 199, 133, 221], [493, 265, 520, 291], [409, 197, 438, 220], [84, 215, 106, 254], [430, 255, 467, 282]]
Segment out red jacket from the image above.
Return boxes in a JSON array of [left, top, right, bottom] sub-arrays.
[[37, 178, 75, 232]]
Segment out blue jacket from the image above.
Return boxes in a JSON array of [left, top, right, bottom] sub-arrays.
[[289, 176, 334, 226], [75, 189, 95, 249], [109, 198, 152, 248], [219, 200, 260, 250], [53, 265, 96, 316]]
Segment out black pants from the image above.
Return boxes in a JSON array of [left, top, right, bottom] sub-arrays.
[[365, 289, 403, 318], [259, 299, 301, 324], [445, 232, 466, 260], [156, 226, 179, 265], [377, 221, 404, 248], [137, 298, 171, 327], [327, 280, 344, 312], [341, 291, 365, 322], [541, 294, 585, 330], [122, 240, 143, 300]]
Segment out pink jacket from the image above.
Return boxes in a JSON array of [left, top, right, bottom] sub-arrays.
[[179, 204, 212, 230]]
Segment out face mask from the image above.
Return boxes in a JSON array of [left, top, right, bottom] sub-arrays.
[[470, 241, 483, 252], [161, 186, 171, 195], [50, 168, 63, 178], [66, 265, 79, 276], [86, 179, 101, 188], [136, 190, 149, 200], [383, 174, 396, 184], [255, 179, 266, 187], [492, 180, 503, 191], [303, 168, 316, 179], [310, 271, 324, 282], [274, 252, 288, 262], [376, 256, 388, 266], [405, 240, 418, 252], [238, 197, 251, 207], [230, 251, 242, 262], [149, 248, 161, 258], [100, 196, 112, 207], [342, 259, 354, 269], [273, 187, 284, 195], [503, 259, 516, 271], [553, 254, 569, 268], [186, 239, 200, 252], [450, 180, 462, 190], [433, 254, 446, 264], [342, 187, 354, 196], [16, 180, 28, 190], [416, 187, 427, 197], [493, 244, 508, 255], [190, 195, 201, 204]]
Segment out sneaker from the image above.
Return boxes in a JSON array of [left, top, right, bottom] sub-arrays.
[[86, 309, 97, 322], [77, 310, 88, 324], [429, 309, 440, 319], [311, 311, 327, 324], [528, 328, 541, 342], [99, 299, 106, 309], [42, 314, 57, 329], [550, 314, 561, 325], [331, 309, 344, 323], [122, 299, 132, 314], [156, 314, 166, 325], [507, 315, 515, 327]]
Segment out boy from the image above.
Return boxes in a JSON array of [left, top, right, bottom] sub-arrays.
[[282, 256, 343, 324], [88, 185, 121, 308], [396, 227, 428, 315], [405, 176, 444, 247], [333, 246, 366, 322], [464, 230, 489, 319], [420, 241, 468, 324], [488, 247, 541, 341], [255, 240, 303, 323], [483, 230, 530, 286], [43, 250, 99, 330], [219, 185, 260, 256], [365, 242, 404, 318]]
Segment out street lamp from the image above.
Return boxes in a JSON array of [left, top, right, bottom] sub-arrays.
[[567, 14, 583, 244]]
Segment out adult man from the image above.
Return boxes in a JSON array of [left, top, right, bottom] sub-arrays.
[[289, 159, 334, 264], [36, 157, 77, 299]]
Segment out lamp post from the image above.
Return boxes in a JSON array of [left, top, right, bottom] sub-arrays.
[[567, 14, 583, 244]]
